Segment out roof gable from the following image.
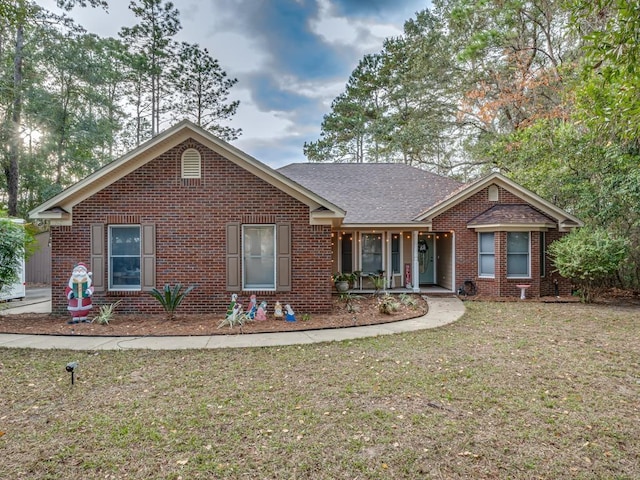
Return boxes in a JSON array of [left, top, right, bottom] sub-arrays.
[[29, 120, 345, 225], [414, 172, 583, 230]]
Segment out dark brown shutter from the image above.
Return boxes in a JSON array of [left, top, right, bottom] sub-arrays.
[[276, 222, 291, 291], [226, 222, 241, 291], [90, 224, 105, 292], [141, 224, 156, 291]]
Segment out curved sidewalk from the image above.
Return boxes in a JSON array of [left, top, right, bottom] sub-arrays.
[[0, 296, 464, 351]]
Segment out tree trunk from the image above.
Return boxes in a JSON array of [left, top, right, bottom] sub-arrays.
[[7, 23, 24, 217]]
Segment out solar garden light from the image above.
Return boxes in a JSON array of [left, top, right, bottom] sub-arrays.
[[65, 361, 78, 385]]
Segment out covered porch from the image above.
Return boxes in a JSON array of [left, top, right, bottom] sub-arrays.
[[331, 230, 456, 293]]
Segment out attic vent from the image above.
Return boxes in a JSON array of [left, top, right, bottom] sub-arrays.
[[181, 148, 201, 179], [488, 185, 499, 202]]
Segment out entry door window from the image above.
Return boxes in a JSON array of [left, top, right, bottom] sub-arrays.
[[361, 233, 382, 273]]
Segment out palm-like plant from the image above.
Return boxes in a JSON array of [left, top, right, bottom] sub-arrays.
[[149, 283, 196, 320]]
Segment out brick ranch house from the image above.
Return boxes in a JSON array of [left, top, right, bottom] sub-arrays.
[[30, 120, 583, 316]]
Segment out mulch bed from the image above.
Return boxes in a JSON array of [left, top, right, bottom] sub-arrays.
[[0, 294, 429, 336]]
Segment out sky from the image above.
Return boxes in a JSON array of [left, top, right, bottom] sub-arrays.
[[40, 0, 429, 168]]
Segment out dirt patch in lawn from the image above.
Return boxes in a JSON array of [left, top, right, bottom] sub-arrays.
[[0, 293, 429, 336]]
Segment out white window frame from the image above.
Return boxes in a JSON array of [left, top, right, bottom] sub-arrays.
[[507, 232, 531, 279], [478, 232, 495, 278], [108, 225, 141, 291], [360, 232, 384, 274], [242, 224, 276, 290]]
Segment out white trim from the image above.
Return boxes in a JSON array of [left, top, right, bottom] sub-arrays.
[[471, 224, 554, 232], [108, 224, 142, 291], [478, 232, 496, 278], [506, 232, 531, 279]]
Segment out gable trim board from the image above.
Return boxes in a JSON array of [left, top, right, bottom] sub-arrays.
[[29, 120, 345, 227]]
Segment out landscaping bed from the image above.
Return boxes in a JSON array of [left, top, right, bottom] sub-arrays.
[[0, 293, 428, 336]]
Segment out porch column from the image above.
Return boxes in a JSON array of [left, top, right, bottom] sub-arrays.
[[412, 231, 420, 292]]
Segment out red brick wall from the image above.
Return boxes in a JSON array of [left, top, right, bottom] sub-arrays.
[[432, 185, 572, 298], [51, 139, 333, 316]]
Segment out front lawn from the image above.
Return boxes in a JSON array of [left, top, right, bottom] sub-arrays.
[[1, 301, 638, 479]]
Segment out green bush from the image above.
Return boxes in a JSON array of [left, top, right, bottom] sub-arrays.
[[149, 283, 196, 320], [549, 227, 628, 302], [0, 217, 25, 290], [92, 300, 122, 325]]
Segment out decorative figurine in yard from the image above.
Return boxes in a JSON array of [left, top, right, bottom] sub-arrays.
[[226, 293, 238, 318], [255, 301, 267, 321], [65, 262, 94, 324], [285, 304, 296, 322], [247, 294, 258, 320], [273, 301, 283, 319]]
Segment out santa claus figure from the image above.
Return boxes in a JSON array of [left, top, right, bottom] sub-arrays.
[[65, 263, 94, 324]]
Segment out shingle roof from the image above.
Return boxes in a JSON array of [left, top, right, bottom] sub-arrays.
[[278, 163, 463, 225], [467, 204, 556, 227]]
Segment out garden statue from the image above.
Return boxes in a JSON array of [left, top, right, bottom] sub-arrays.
[[247, 294, 258, 320], [226, 293, 238, 318], [255, 301, 267, 321], [285, 304, 296, 322], [273, 301, 283, 319], [65, 262, 94, 324]]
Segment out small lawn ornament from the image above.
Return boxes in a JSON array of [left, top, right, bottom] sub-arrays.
[[285, 304, 296, 322], [226, 293, 238, 318], [219, 302, 243, 329], [65, 263, 94, 324], [255, 301, 267, 321], [273, 301, 283, 319], [247, 294, 258, 320]]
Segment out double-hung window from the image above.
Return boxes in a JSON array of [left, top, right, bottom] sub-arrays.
[[361, 233, 383, 273], [109, 225, 141, 290], [507, 232, 530, 278], [478, 232, 495, 277], [243, 225, 276, 290]]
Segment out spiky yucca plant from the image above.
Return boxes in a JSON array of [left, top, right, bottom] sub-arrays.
[[149, 283, 196, 320]]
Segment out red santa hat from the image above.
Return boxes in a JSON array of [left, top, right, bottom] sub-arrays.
[[73, 262, 92, 276]]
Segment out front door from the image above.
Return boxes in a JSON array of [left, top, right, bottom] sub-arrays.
[[418, 233, 435, 285]]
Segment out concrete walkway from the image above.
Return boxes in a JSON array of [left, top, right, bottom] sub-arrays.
[[0, 296, 464, 351]]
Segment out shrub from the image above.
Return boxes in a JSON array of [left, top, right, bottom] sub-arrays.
[[93, 300, 122, 325], [549, 227, 628, 302], [0, 217, 25, 290], [149, 283, 196, 320], [377, 294, 400, 314], [399, 293, 418, 308]]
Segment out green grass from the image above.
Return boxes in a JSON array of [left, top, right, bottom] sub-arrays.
[[1, 301, 639, 479]]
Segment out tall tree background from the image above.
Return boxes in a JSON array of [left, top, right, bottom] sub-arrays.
[[305, 0, 640, 290], [0, 0, 241, 219]]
